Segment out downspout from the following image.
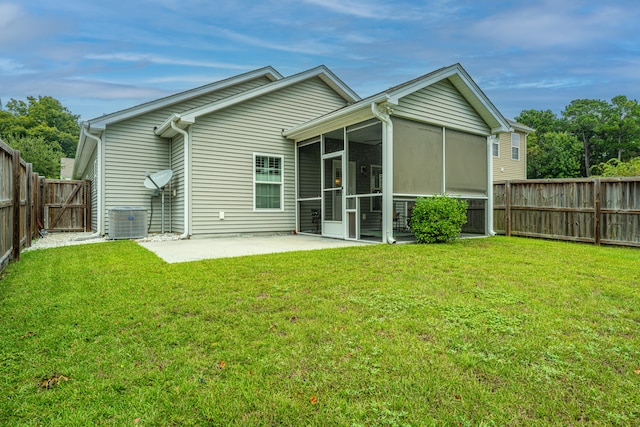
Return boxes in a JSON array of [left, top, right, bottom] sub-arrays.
[[371, 102, 396, 244], [170, 120, 190, 239], [75, 125, 103, 241], [487, 135, 496, 236], [169, 139, 173, 233]]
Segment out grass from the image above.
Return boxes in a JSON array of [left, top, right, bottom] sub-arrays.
[[1, 236, 639, 426]]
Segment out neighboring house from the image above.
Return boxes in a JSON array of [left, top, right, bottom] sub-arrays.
[[492, 119, 535, 181], [73, 63, 511, 243], [60, 158, 75, 179]]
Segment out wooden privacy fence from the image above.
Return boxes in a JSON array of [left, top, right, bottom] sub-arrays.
[[1, 139, 38, 271], [1, 138, 91, 273], [494, 178, 640, 248]]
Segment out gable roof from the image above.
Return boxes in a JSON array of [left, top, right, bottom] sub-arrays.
[[154, 65, 360, 138], [283, 63, 511, 141], [84, 66, 283, 130], [73, 66, 285, 179]]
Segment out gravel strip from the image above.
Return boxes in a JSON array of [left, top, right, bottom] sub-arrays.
[[23, 232, 181, 251]]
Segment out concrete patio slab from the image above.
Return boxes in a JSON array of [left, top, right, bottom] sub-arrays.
[[137, 234, 369, 263]]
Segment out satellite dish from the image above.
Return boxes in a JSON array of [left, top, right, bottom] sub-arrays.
[[143, 170, 173, 234], [144, 169, 173, 190]]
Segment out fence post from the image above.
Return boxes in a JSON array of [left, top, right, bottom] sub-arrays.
[[12, 149, 21, 261], [594, 178, 601, 246], [38, 177, 45, 231], [25, 163, 33, 248], [505, 180, 511, 237]]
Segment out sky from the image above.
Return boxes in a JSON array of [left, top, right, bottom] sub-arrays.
[[1, 0, 639, 122]]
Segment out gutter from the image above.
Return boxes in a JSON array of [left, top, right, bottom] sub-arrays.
[[75, 124, 103, 241], [169, 120, 191, 240], [370, 101, 396, 245]]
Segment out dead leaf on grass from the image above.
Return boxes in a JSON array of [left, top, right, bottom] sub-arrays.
[[40, 374, 70, 389], [310, 395, 318, 405], [20, 331, 36, 339], [219, 360, 226, 369], [634, 368, 640, 375]]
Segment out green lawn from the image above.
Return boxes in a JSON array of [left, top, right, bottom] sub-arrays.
[[1, 236, 639, 426]]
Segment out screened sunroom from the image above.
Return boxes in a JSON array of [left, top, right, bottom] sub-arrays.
[[285, 63, 511, 243], [296, 119, 384, 242]]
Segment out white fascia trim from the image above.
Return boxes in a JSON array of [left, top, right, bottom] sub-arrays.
[[282, 94, 391, 142], [179, 66, 358, 124], [87, 66, 283, 128]]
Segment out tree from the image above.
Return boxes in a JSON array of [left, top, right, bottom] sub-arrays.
[[516, 109, 565, 134], [4, 134, 63, 178], [562, 99, 608, 176], [516, 109, 582, 179], [600, 96, 640, 161], [527, 132, 582, 179], [0, 96, 80, 158]]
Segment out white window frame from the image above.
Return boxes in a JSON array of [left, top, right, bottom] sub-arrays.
[[491, 136, 499, 158], [253, 153, 284, 211], [511, 133, 520, 161]]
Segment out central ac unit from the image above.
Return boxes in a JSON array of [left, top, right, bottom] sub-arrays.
[[109, 207, 147, 240]]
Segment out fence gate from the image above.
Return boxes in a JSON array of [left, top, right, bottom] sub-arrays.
[[43, 180, 91, 232]]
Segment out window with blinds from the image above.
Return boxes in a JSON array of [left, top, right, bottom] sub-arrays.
[[254, 154, 283, 210]]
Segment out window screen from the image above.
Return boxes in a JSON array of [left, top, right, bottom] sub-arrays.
[[511, 133, 520, 160], [392, 117, 443, 195], [445, 129, 488, 195]]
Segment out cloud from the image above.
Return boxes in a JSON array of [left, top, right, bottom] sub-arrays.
[[0, 2, 67, 48], [471, 3, 633, 49], [212, 26, 336, 55], [2, 75, 169, 100], [0, 58, 32, 75], [301, 0, 457, 21], [144, 75, 226, 85], [85, 53, 257, 71]]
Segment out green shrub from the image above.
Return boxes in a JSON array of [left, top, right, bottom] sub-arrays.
[[592, 157, 640, 177], [411, 195, 468, 243]]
